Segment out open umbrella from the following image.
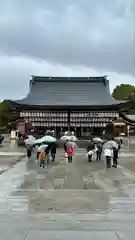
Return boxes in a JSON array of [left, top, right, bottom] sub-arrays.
[[34, 139, 41, 144], [40, 135, 56, 143], [69, 135, 77, 141], [93, 137, 103, 143], [60, 135, 70, 141], [114, 137, 121, 144], [38, 144, 48, 151], [103, 140, 118, 149], [24, 138, 35, 145], [28, 135, 36, 141], [120, 133, 125, 136], [35, 135, 56, 145]]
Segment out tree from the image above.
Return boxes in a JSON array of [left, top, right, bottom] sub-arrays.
[[112, 84, 135, 100], [0, 100, 19, 127]]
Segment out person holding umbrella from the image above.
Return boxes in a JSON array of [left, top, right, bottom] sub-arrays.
[[36, 143, 48, 163], [112, 146, 118, 168], [87, 140, 95, 162], [35, 144, 41, 162], [50, 142, 57, 162], [26, 144, 33, 160], [66, 140, 74, 163], [45, 145, 51, 165], [93, 137, 103, 161], [39, 150, 46, 168], [120, 133, 124, 144], [104, 147, 112, 168], [35, 135, 56, 165], [103, 139, 118, 168], [64, 140, 68, 157], [112, 138, 119, 168], [24, 137, 35, 161], [95, 143, 103, 161]]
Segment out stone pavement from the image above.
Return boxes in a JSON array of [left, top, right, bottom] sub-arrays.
[[0, 139, 25, 175], [0, 146, 135, 239]]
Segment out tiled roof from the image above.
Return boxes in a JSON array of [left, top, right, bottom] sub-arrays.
[[12, 76, 125, 106]]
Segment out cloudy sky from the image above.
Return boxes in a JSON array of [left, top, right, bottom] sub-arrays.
[[0, 0, 134, 100]]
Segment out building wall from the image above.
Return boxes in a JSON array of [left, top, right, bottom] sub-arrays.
[[20, 109, 119, 136]]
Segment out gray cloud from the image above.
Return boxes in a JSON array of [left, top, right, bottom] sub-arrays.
[[0, 55, 135, 100], [0, 0, 134, 75]]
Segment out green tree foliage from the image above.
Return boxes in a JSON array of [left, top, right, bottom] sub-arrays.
[[0, 100, 19, 127], [112, 84, 135, 100], [112, 84, 135, 114]]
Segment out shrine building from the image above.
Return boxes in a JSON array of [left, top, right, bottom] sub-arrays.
[[9, 75, 132, 137]]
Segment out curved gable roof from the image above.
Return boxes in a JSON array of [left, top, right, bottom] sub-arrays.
[[11, 76, 126, 107]]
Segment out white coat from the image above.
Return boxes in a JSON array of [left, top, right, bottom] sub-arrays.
[[104, 148, 112, 157]]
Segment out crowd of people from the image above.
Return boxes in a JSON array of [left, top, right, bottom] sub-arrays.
[[26, 138, 77, 167], [86, 138, 121, 168], [26, 142, 57, 168], [26, 136, 122, 169]]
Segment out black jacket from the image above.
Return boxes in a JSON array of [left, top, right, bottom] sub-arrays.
[[113, 147, 118, 158], [96, 144, 102, 153], [87, 142, 95, 152], [64, 142, 67, 151], [45, 146, 50, 154], [51, 143, 57, 154]]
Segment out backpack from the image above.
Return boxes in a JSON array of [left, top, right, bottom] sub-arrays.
[[67, 144, 74, 153], [39, 151, 45, 161]]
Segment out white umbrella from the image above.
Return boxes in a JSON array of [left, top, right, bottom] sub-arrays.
[[93, 137, 103, 143], [35, 138, 42, 144], [38, 144, 48, 151], [103, 140, 118, 149], [60, 135, 70, 141], [24, 138, 35, 145], [34, 136, 56, 144], [40, 135, 56, 143], [120, 133, 125, 136], [28, 135, 36, 141], [114, 137, 121, 143], [69, 135, 77, 141]]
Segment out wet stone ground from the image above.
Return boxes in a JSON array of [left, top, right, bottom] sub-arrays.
[[0, 137, 135, 239], [0, 137, 25, 175]]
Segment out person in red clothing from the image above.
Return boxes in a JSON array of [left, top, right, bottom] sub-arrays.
[[64, 140, 68, 157], [66, 140, 74, 163]]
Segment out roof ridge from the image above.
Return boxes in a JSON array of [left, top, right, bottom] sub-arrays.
[[30, 75, 108, 84]]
